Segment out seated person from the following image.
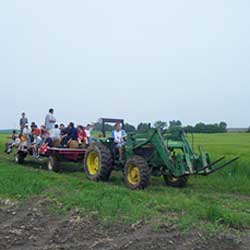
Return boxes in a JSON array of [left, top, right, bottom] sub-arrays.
[[38, 130, 53, 155], [40, 125, 46, 139], [32, 127, 41, 137], [111, 123, 127, 160], [41, 125, 54, 147], [31, 129, 42, 157], [85, 124, 94, 145], [22, 123, 31, 143], [61, 122, 78, 147], [60, 123, 67, 137], [77, 125, 88, 147], [50, 124, 61, 141], [5, 130, 20, 154]]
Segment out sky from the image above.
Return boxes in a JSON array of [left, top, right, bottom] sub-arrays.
[[0, 0, 250, 129]]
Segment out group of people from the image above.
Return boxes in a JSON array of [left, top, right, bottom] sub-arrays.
[[6, 108, 128, 160], [5, 109, 94, 156]]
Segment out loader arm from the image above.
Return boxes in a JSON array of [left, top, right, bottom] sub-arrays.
[[132, 129, 184, 177]]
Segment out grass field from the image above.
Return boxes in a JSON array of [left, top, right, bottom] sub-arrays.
[[0, 133, 249, 233]]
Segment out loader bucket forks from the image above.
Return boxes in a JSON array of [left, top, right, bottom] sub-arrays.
[[197, 156, 240, 176]]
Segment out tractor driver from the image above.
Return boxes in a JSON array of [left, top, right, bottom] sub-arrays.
[[111, 122, 127, 160]]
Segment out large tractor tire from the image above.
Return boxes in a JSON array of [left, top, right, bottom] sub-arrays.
[[84, 143, 112, 181], [163, 175, 188, 188], [48, 156, 61, 172], [124, 156, 150, 190], [14, 152, 25, 164]]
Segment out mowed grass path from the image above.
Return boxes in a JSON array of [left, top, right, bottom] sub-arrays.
[[0, 133, 249, 232]]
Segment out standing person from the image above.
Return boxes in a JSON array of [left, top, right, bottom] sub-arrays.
[[111, 123, 127, 160], [19, 112, 28, 133], [45, 108, 56, 132]]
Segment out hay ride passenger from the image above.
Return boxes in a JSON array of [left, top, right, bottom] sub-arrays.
[[5, 130, 20, 154], [22, 123, 31, 143], [42, 130, 54, 148], [85, 124, 94, 145], [61, 122, 78, 148], [45, 108, 56, 133], [77, 125, 88, 148], [50, 124, 61, 146], [111, 122, 127, 160], [19, 112, 28, 133], [31, 128, 42, 157], [60, 124, 66, 137]]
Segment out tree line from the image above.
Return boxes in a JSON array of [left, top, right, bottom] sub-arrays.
[[93, 120, 228, 133]]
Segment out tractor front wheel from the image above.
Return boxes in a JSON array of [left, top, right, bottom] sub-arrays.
[[163, 175, 188, 188], [84, 143, 112, 181], [124, 156, 150, 190]]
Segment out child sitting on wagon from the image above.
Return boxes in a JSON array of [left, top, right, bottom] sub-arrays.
[[31, 128, 42, 157], [4, 130, 20, 154], [77, 125, 88, 148]]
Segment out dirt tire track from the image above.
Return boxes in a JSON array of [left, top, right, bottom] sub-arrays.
[[0, 198, 249, 250]]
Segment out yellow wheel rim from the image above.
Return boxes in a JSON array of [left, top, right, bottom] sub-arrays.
[[127, 164, 140, 185], [86, 151, 100, 175]]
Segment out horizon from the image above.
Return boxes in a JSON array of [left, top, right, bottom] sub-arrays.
[[0, 119, 248, 131]]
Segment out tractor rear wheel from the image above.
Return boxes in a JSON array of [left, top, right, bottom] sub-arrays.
[[124, 156, 150, 190], [48, 156, 61, 172], [163, 175, 188, 188], [84, 143, 112, 181]]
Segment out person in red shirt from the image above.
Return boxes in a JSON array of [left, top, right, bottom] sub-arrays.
[[77, 125, 88, 147], [32, 128, 41, 136]]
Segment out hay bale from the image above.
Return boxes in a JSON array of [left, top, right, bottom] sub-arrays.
[[53, 139, 61, 147], [69, 140, 79, 148]]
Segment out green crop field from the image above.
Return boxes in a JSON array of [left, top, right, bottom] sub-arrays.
[[0, 133, 250, 233]]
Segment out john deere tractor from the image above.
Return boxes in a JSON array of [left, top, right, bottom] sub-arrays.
[[84, 118, 239, 190]]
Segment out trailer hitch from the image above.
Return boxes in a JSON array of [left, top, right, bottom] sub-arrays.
[[198, 156, 239, 176]]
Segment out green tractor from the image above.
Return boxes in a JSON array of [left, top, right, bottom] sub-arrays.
[[84, 118, 239, 190]]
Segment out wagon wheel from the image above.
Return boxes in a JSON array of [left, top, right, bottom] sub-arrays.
[[84, 143, 113, 181], [48, 156, 61, 172], [14, 152, 25, 164], [124, 156, 150, 190], [163, 175, 188, 188]]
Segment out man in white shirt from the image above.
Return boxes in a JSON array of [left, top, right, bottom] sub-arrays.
[[111, 123, 127, 160], [45, 108, 56, 131], [85, 124, 93, 144], [49, 124, 61, 140]]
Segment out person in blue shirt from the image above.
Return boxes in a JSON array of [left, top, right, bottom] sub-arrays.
[[61, 122, 78, 147], [111, 123, 127, 160]]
